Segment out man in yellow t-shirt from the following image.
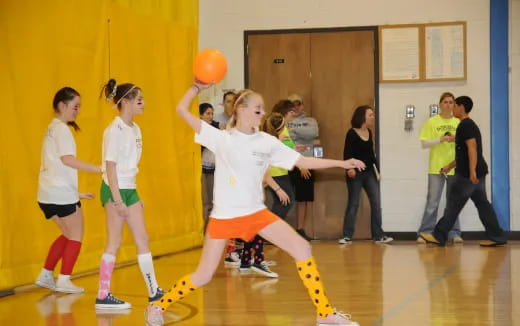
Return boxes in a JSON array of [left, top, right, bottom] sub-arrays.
[[417, 92, 463, 243]]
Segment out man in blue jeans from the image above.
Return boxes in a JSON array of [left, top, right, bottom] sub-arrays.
[[420, 96, 507, 247]]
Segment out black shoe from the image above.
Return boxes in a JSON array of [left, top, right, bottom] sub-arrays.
[[251, 262, 278, 278], [95, 293, 131, 310], [148, 287, 165, 303], [239, 263, 251, 273], [296, 229, 312, 241]]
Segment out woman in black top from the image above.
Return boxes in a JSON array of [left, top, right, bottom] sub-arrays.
[[339, 105, 393, 244], [199, 103, 219, 229]]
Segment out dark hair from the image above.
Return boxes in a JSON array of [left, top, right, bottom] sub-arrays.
[[351, 105, 373, 128], [199, 103, 214, 116], [53, 87, 81, 131], [271, 100, 295, 117], [102, 79, 141, 109], [455, 96, 473, 113], [262, 113, 285, 136], [223, 91, 236, 102]]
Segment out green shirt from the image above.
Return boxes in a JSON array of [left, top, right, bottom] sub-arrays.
[[419, 115, 460, 175], [270, 127, 295, 177]]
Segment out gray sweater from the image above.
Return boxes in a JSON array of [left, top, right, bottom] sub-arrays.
[[287, 113, 319, 157]]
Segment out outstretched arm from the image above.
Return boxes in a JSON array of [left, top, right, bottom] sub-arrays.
[[295, 156, 365, 171]]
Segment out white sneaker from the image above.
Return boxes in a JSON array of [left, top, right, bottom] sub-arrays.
[[55, 275, 84, 294], [416, 237, 426, 244], [251, 261, 279, 278], [374, 236, 393, 244], [338, 237, 352, 245], [35, 269, 56, 291], [317, 310, 359, 326], [145, 305, 164, 326]]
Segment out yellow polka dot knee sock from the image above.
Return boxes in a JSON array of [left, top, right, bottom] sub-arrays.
[[296, 257, 334, 318], [152, 274, 198, 311]]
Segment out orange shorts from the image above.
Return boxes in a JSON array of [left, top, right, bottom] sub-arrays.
[[207, 209, 279, 242]]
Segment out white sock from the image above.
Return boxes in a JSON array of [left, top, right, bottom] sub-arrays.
[[57, 274, 71, 282], [40, 268, 54, 279], [137, 252, 159, 297]]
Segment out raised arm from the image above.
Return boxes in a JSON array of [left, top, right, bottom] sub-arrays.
[[176, 81, 212, 133]]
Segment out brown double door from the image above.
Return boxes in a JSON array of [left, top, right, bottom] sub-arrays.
[[246, 29, 378, 239]]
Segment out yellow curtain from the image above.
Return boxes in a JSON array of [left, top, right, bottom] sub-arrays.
[[0, 0, 203, 290]]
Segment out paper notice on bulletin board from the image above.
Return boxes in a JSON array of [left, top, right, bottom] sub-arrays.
[[380, 27, 420, 81], [425, 23, 466, 80]]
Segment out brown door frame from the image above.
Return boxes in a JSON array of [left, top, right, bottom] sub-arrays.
[[244, 26, 381, 162]]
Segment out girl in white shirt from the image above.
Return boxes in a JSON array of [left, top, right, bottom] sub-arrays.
[[146, 83, 364, 326], [95, 79, 163, 310], [35, 87, 101, 293]]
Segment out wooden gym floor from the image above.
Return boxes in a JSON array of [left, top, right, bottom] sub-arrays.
[[1, 241, 518, 325]]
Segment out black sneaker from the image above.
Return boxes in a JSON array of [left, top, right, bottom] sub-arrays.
[[239, 262, 251, 273], [296, 229, 312, 241], [251, 261, 278, 278], [148, 287, 165, 303], [95, 293, 131, 310]]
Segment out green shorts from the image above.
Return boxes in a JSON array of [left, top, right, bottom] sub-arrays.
[[100, 181, 140, 207]]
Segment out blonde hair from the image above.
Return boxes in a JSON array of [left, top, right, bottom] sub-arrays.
[[262, 113, 285, 136], [439, 92, 455, 104], [226, 89, 259, 129]]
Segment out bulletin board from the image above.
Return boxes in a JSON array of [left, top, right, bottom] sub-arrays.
[[379, 21, 466, 83]]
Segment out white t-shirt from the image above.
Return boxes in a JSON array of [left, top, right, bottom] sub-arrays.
[[102, 116, 142, 189], [195, 121, 301, 219], [38, 119, 79, 204]]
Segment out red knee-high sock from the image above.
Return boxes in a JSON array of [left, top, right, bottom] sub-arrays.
[[44, 235, 69, 271], [225, 239, 236, 256], [60, 240, 82, 275], [60, 314, 76, 326]]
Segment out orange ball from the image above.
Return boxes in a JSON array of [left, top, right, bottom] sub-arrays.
[[193, 49, 227, 84]]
